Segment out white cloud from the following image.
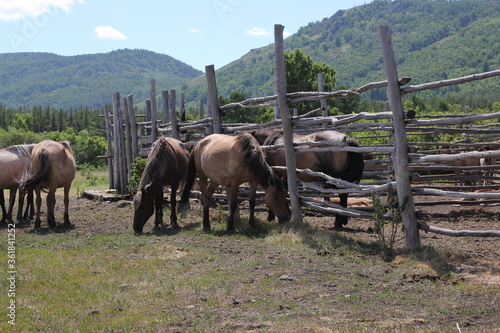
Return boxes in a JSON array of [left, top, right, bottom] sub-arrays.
[[188, 28, 202, 34], [93, 25, 127, 40], [0, 0, 82, 22], [283, 31, 292, 38], [246, 27, 271, 37]]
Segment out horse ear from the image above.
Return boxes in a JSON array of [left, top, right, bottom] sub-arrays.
[[268, 175, 276, 187]]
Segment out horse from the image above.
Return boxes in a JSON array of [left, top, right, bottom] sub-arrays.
[[179, 132, 290, 232], [21, 140, 76, 229], [256, 129, 364, 228], [0, 143, 36, 224], [132, 137, 189, 234], [481, 140, 500, 185]]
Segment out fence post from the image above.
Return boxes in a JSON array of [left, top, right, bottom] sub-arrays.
[[318, 73, 329, 129], [112, 92, 126, 194], [169, 89, 180, 139], [274, 24, 303, 224], [205, 65, 223, 134], [127, 94, 138, 161], [273, 69, 281, 120], [104, 105, 114, 190], [122, 97, 133, 181], [149, 79, 158, 142], [162, 91, 170, 125], [378, 25, 420, 250]]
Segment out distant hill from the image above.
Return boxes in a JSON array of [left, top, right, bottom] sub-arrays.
[[0, 49, 203, 109], [182, 0, 500, 105]]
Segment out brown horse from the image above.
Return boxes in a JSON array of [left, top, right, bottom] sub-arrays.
[[0, 144, 36, 224], [179, 132, 290, 232], [481, 140, 500, 185], [21, 140, 76, 229], [133, 137, 189, 234], [258, 129, 364, 228]]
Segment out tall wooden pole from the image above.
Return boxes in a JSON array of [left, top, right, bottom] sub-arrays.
[[205, 65, 223, 134], [162, 90, 170, 124], [169, 89, 179, 139], [127, 94, 138, 160], [274, 24, 303, 224], [149, 79, 158, 142], [318, 73, 329, 129], [103, 105, 114, 190], [378, 25, 420, 250]]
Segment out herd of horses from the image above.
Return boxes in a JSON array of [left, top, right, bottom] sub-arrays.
[[0, 140, 76, 229], [2, 131, 498, 234]]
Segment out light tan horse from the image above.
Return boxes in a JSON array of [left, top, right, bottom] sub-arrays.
[[21, 140, 76, 229], [0, 144, 36, 224], [180, 132, 290, 232]]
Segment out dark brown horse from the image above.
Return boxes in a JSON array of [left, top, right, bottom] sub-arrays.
[[257, 129, 364, 228], [0, 144, 36, 224], [21, 140, 76, 229], [180, 132, 290, 232], [133, 137, 189, 234]]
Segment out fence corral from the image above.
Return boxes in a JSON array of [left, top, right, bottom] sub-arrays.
[[104, 25, 500, 249]]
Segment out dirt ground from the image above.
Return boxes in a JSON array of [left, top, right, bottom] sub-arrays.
[[24, 192, 500, 286]]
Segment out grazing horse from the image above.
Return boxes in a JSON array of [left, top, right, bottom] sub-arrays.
[[0, 144, 36, 224], [179, 132, 290, 232], [257, 129, 364, 228], [21, 140, 76, 229], [132, 137, 189, 234]]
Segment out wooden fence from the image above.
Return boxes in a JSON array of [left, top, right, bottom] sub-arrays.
[[104, 25, 500, 249]]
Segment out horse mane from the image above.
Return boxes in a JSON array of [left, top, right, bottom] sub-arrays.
[[139, 138, 173, 188], [236, 132, 284, 190], [345, 137, 360, 147], [6, 143, 36, 157], [262, 130, 284, 146]]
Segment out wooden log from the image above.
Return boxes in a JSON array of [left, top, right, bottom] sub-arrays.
[[103, 105, 114, 190], [402, 69, 500, 95], [169, 89, 179, 139], [412, 188, 500, 199], [149, 79, 158, 142], [162, 90, 170, 124], [122, 97, 133, 180], [275, 24, 302, 224], [127, 94, 139, 160], [378, 25, 420, 250], [206, 65, 222, 134], [418, 222, 500, 237]]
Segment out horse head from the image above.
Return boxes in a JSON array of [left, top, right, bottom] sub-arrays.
[[263, 175, 290, 223], [132, 184, 155, 234]]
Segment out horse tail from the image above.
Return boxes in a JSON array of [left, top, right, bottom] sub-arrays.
[[237, 132, 284, 190], [179, 147, 197, 205], [21, 149, 51, 193], [343, 137, 364, 184]]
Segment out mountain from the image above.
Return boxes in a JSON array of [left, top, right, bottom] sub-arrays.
[[182, 0, 500, 105], [0, 49, 203, 109]]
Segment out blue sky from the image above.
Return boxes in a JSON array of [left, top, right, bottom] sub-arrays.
[[1, 0, 365, 71]]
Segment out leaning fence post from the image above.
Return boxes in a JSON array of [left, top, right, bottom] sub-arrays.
[[274, 24, 303, 224], [378, 25, 420, 250], [127, 94, 138, 160]]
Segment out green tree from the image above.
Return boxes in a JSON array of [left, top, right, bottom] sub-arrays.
[[283, 49, 336, 114]]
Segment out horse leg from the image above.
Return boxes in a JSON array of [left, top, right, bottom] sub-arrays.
[[153, 189, 164, 230], [23, 190, 34, 221], [248, 182, 258, 228], [169, 183, 180, 230], [7, 187, 17, 223], [46, 188, 57, 228], [63, 185, 71, 226], [226, 185, 239, 232], [16, 187, 26, 223], [199, 176, 214, 232], [334, 193, 349, 228], [33, 188, 42, 230], [0, 190, 6, 224]]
